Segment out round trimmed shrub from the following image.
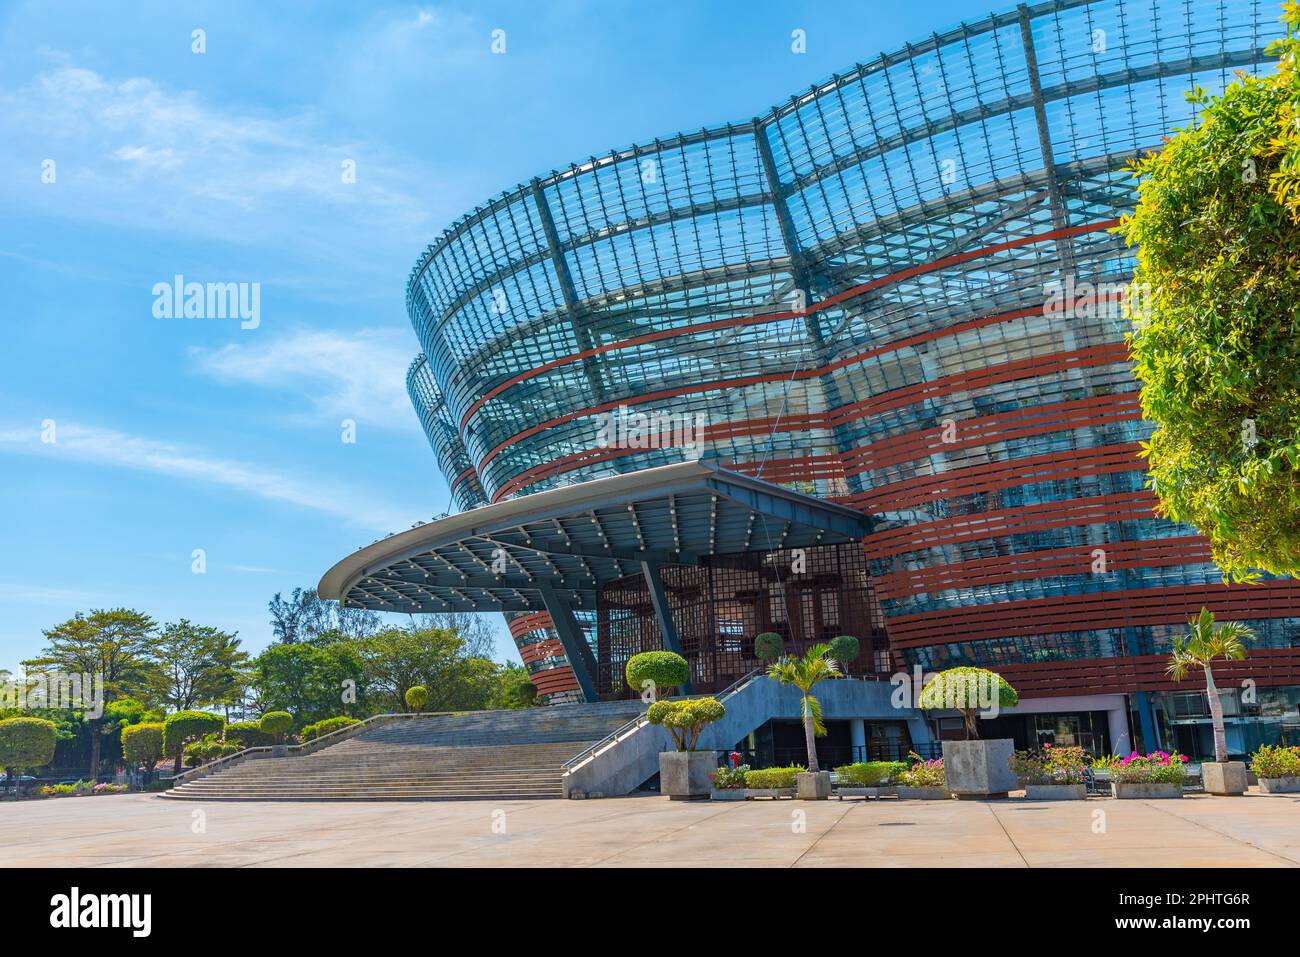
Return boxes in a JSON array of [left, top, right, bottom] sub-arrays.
[[828, 635, 860, 668], [258, 711, 293, 743], [121, 722, 164, 772], [0, 717, 57, 798], [625, 651, 690, 699], [917, 667, 1019, 739], [162, 711, 225, 771], [753, 632, 784, 662], [404, 685, 429, 713]]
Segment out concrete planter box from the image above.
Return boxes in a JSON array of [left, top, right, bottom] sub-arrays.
[[1025, 783, 1087, 801], [659, 751, 715, 800], [941, 738, 1017, 797], [271, 745, 288, 758], [745, 788, 796, 799], [835, 786, 898, 800], [897, 786, 948, 800], [710, 788, 747, 801], [1258, 777, 1300, 794], [1201, 761, 1248, 796], [796, 771, 832, 800], [1112, 782, 1182, 799]]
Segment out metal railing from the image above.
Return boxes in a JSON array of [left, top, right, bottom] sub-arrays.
[[561, 668, 764, 773]]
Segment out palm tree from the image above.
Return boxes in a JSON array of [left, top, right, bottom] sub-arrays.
[[1166, 607, 1254, 763], [766, 643, 841, 773]]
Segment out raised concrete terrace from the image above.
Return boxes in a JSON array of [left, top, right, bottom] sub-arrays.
[[8, 791, 1300, 867]]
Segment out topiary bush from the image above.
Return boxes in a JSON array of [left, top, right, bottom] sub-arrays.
[[753, 632, 784, 662], [917, 667, 1019, 739], [162, 710, 225, 773], [828, 635, 860, 669], [625, 651, 690, 699], [833, 761, 908, 787], [300, 716, 361, 742], [404, 685, 429, 713], [258, 711, 293, 744], [223, 721, 275, 749], [743, 766, 805, 789], [120, 722, 164, 772], [0, 716, 57, 799], [646, 697, 725, 751]]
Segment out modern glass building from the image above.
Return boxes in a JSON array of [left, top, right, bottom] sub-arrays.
[[323, 0, 1300, 755]]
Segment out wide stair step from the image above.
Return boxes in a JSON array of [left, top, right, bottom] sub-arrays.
[[161, 703, 643, 802]]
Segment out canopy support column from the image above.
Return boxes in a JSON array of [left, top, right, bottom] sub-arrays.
[[538, 584, 598, 703], [639, 561, 692, 694]]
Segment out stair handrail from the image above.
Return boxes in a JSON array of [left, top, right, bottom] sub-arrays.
[[560, 668, 765, 774], [170, 709, 474, 785]]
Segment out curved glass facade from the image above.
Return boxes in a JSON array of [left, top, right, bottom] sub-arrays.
[[403, 0, 1300, 699]]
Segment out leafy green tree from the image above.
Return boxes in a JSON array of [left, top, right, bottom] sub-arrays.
[[646, 698, 725, 751], [259, 711, 293, 744], [162, 711, 224, 773], [23, 609, 159, 779], [0, 717, 57, 800], [490, 663, 538, 709], [1166, 608, 1255, 762], [121, 722, 164, 774], [252, 641, 364, 725], [268, 587, 380, 643], [918, 667, 1019, 740], [765, 643, 841, 773], [828, 635, 860, 670], [1119, 5, 1300, 581], [356, 626, 499, 712], [150, 619, 249, 712]]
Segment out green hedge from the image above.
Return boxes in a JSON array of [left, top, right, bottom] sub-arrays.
[[743, 766, 805, 789], [161, 711, 224, 758], [223, 721, 275, 749], [833, 761, 907, 787], [301, 716, 361, 742], [121, 722, 164, 770]]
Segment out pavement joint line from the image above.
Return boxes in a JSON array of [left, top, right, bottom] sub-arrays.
[[984, 801, 1031, 868], [1139, 797, 1300, 866], [788, 799, 862, 868]]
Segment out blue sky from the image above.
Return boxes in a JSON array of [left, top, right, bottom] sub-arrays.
[[0, 0, 1000, 669]]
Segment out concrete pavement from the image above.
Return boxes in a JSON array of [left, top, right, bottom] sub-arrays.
[[3, 791, 1298, 867]]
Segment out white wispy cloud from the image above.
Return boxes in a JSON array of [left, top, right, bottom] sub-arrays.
[[0, 64, 432, 286], [0, 422, 419, 533], [189, 327, 418, 430]]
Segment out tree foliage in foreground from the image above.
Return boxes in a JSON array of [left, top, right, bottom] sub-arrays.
[[1119, 4, 1300, 581]]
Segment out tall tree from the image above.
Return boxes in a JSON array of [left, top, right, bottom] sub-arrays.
[[269, 587, 380, 643], [1119, 6, 1300, 580], [404, 611, 497, 658], [1166, 608, 1255, 762], [23, 609, 158, 779], [252, 642, 365, 725], [149, 619, 250, 712], [357, 626, 500, 713]]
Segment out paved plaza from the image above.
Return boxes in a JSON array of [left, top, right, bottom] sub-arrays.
[[4, 790, 1299, 867]]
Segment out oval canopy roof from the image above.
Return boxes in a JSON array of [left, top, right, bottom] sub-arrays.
[[319, 461, 869, 614]]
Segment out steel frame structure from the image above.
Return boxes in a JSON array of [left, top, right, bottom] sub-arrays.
[[388, 0, 1300, 703]]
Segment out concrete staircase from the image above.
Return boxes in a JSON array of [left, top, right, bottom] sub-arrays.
[[161, 702, 645, 801]]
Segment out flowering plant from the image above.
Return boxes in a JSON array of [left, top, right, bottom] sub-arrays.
[[710, 763, 749, 790], [900, 752, 945, 788], [1111, 750, 1190, 784], [1249, 744, 1300, 779], [1010, 744, 1086, 784]]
